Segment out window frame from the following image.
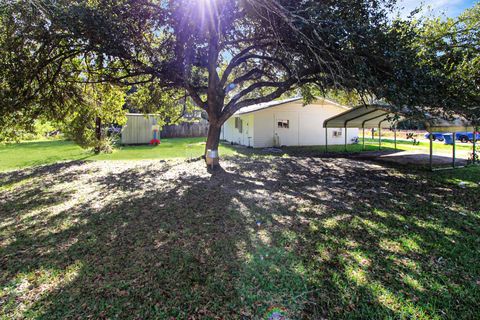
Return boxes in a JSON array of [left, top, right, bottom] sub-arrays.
[[277, 119, 290, 129]]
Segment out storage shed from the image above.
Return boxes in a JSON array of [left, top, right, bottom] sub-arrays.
[[221, 97, 359, 148], [121, 114, 159, 145], [121, 113, 209, 144]]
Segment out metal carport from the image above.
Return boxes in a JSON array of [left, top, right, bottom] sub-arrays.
[[424, 117, 477, 169], [323, 104, 400, 152], [323, 105, 478, 170]]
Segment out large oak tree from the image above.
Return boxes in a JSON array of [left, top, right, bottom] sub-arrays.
[[1, 0, 442, 162]]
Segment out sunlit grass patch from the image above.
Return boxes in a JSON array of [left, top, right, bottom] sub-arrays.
[[379, 239, 405, 254], [0, 262, 83, 319], [402, 273, 424, 291], [321, 214, 351, 230], [373, 208, 389, 218], [237, 246, 309, 318], [432, 166, 480, 188], [0, 177, 33, 192], [345, 265, 368, 285], [0, 138, 241, 171], [398, 236, 422, 253]]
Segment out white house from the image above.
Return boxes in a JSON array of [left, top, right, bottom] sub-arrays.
[[221, 97, 359, 148]]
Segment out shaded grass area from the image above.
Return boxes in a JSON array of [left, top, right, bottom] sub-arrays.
[[0, 158, 479, 319]]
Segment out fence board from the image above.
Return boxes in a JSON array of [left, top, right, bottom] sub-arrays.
[[161, 121, 209, 138]]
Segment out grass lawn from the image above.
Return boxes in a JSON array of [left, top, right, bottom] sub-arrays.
[[0, 140, 90, 172], [363, 138, 475, 153], [0, 156, 479, 319], [0, 138, 238, 172], [285, 137, 474, 155], [432, 165, 480, 187], [1, 137, 475, 172]]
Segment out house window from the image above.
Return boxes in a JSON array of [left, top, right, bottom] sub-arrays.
[[235, 117, 243, 133], [277, 120, 289, 129]]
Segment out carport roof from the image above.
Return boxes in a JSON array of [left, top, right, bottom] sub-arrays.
[[323, 104, 398, 129], [323, 105, 476, 132]]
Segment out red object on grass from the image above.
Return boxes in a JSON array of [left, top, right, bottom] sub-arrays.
[[150, 138, 161, 145]]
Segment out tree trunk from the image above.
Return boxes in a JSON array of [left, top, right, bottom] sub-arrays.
[[94, 117, 102, 154], [205, 122, 221, 167]]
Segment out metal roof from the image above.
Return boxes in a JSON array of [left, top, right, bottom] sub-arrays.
[[323, 104, 399, 129], [236, 97, 349, 115], [323, 104, 477, 132]]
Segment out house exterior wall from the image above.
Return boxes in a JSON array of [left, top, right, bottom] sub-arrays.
[[223, 99, 359, 148], [252, 110, 276, 148], [222, 113, 254, 147]]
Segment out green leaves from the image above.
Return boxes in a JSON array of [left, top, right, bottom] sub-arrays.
[[415, 4, 480, 122], [125, 85, 196, 127], [2, 0, 478, 150], [61, 84, 127, 151]]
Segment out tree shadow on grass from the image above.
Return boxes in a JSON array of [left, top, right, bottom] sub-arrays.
[[0, 161, 89, 189], [0, 157, 479, 319]]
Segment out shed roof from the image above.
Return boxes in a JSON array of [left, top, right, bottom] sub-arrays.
[[235, 97, 349, 115]]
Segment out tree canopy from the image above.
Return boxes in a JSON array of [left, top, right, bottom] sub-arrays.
[[416, 3, 479, 124], [1, 0, 478, 159]]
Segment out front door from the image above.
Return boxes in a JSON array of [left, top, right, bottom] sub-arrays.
[[274, 112, 298, 146]]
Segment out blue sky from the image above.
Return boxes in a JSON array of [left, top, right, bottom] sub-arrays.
[[397, 0, 478, 18]]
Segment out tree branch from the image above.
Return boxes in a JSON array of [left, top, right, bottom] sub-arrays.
[[219, 83, 293, 123], [231, 68, 264, 85], [220, 42, 275, 86], [185, 83, 207, 110]]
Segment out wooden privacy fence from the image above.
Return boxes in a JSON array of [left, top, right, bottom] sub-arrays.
[[161, 121, 209, 138], [121, 114, 208, 144]]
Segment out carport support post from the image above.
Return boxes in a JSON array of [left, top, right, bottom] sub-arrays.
[[394, 124, 397, 150], [362, 126, 365, 151], [344, 126, 347, 152], [325, 127, 328, 153], [429, 133, 433, 171], [452, 132, 456, 168], [378, 126, 382, 150], [473, 126, 477, 164]]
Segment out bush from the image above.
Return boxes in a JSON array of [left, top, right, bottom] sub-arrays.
[[1, 120, 61, 142], [63, 119, 120, 154], [94, 132, 116, 154]]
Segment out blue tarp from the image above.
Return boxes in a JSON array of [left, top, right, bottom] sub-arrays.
[[443, 133, 454, 145]]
